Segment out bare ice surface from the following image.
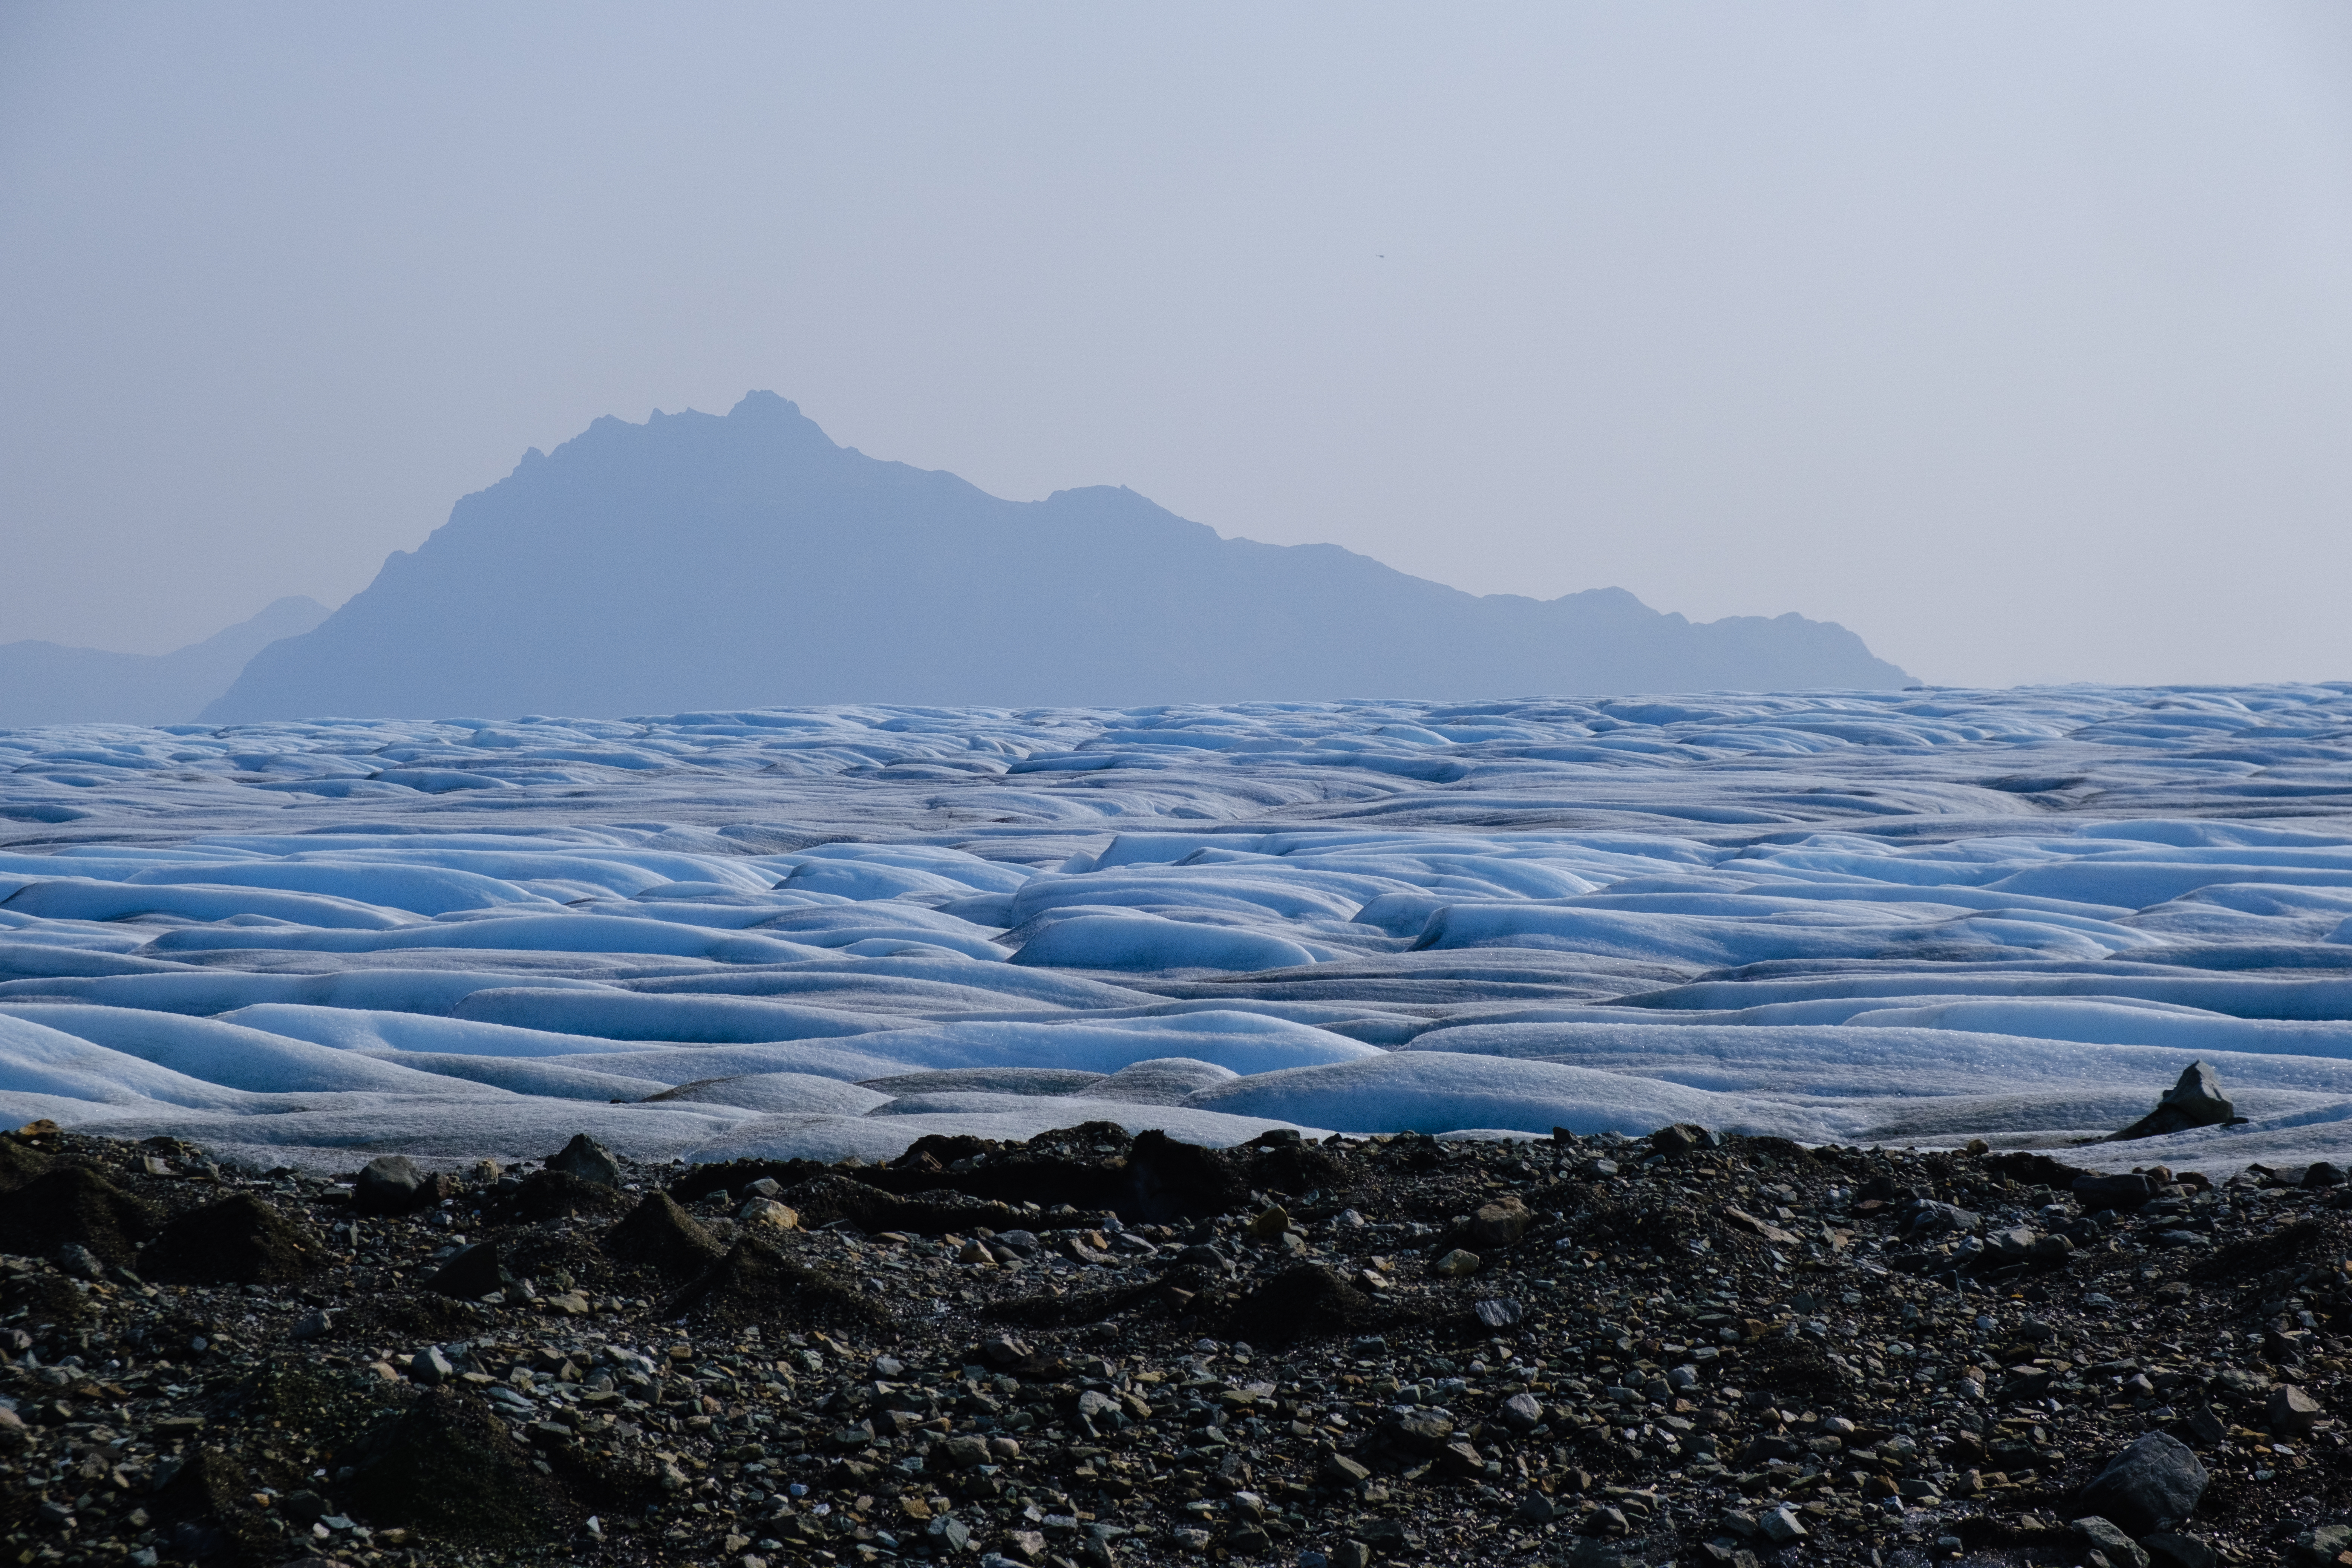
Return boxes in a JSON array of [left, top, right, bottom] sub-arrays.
[[5, 683, 2352, 1171]]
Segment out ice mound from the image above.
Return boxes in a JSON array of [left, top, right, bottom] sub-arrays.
[[8, 683, 2352, 1168]]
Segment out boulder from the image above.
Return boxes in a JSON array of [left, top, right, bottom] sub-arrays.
[[427, 1242, 507, 1300], [2073, 1172, 2156, 1211], [353, 1155, 430, 1216], [2268, 1384, 2321, 1435], [1648, 1123, 1715, 1157], [1468, 1196, 1530, 1247], [2290, 1524, 2352, 1567], [2072, 1516, 2149, 1568], [2075, 1432, 2207, 1537]]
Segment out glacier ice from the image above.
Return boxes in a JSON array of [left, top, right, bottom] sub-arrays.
[[5, 682, 2352, 1169]]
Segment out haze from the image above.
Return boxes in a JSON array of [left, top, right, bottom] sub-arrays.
[[4, 3, 2350, 690]]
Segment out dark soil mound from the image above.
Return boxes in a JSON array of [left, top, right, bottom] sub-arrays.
[[779, 1173, 1035, 1236], [492, 1168, 635, 1223], [602, 1190, 725, 1279], [1983, 1151, 2092, 1188], [148, 1447, 280, 1568], [1220, 1263, 1392, 1347], [139, 1193, 326, 1285], [677, 1125, 1251, 1226], [660, 1237, 885, 1330], [990, 1279, 1168, 1329], [500, 1227, 616, 1294], [330, 1294, 492, 1345], [2193, 1216, 2340, 1285], [1237, 1139, 1353, 1200], [338, 1388, 576, 1546], [668, 1156, 831, 1204], [0, 1135, 54, 1194], [0, 1268, 93, 1326], [0, 1165, 159, 1266]]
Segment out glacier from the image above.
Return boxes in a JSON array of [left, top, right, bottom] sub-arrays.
[[4, 681, 2352, 1172]]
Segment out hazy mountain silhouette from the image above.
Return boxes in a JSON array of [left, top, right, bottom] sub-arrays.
[[1, 596, 329, 727], [205, 393, 1909, 720]]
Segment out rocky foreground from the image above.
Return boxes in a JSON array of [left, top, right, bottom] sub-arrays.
[[4, 1121, 2352, 1568]]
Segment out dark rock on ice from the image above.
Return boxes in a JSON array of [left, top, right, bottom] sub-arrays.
[[546, 1132, 621, 1187], [2111, 1061, 2244, 1141]]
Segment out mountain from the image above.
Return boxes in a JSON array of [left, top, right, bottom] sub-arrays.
[[0, 596, 329, 727], [204, 394, 1910, 720]]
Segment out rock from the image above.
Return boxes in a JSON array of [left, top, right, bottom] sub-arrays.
[[1500, 1392, 1545, 1432], [1649, 1122, 1713, 1157], [1437, 1439, 1486, 1477], [2075, 1432, 2208, 1537], [1468, 1195, 1530, 1247], [2072, 1517, 2150, 1568], [1319, 1454, 1371, 1488], [1473, 1297, 1522, 1328], [935, 1434, 990, 1469], [354, 1155, 431, 1216], [1329, 1544, 1371, 1568], [2070, 1173, 2153, 1211], [1430, 1248, 1481, 1278], [2289, 1524, 2352, 1567], [2143, 1533, 2218, 1568], [1757, 1507, 1807, 1546], [2111, 1062, 2240, 1141], [2303, 1162, 2345, 1188], [2174, 1404, 2227, 1447], [1381, 1412, 1455, 1457], [289, 1308, 334, 1340], [55, 1243, 105, 1280], [427, 1241, 507, 1299], [1245, 1205, 1291, 1241], [546, 1133, 621, 1187], [1903, 1200, 1980, 1237], [737, 1197, 799, 1230], [409, 1347, 455, 1386], [2268, 1384, 2321, 1434]]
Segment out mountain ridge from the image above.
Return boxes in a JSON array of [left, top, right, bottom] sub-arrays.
[[0, 596, 329, 727], [203, 392, 1910, 720]]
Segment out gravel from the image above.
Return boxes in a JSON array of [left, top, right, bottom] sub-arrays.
[[5, 1118, 2352, 1567]]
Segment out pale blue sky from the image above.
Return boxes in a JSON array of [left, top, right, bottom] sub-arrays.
[[4, 2, 2350, 686]]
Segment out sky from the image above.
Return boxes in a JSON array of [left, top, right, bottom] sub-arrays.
[[3, 3, 2350, 689]]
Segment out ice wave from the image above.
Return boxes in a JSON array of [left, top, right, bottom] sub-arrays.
[[6, 683, 2352, 1167]]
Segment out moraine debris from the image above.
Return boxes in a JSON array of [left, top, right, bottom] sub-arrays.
[[2, 1119, 2350, 1566]]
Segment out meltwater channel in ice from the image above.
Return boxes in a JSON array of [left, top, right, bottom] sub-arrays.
[[4, 684, 2352, 1173]]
